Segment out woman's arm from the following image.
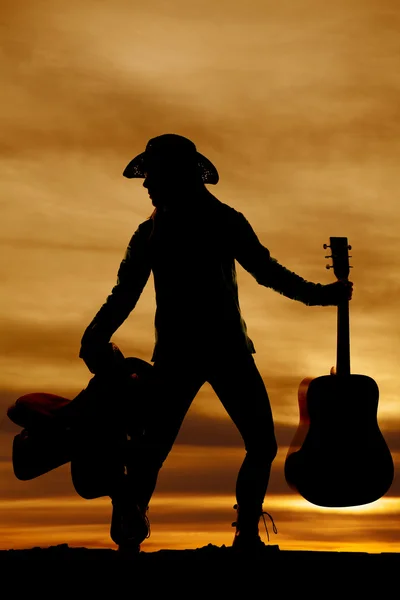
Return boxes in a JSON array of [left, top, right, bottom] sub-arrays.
[[232, 211, 352, 306], [79, 220, 152, 372]]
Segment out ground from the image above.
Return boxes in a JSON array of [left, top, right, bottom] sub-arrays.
[[1, 544, 398, 595]]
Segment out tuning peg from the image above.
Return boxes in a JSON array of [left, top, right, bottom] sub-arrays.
[[326, 265, 333, 269], [325, 255, 332, 259], [323, 243, 330, 249], [348, 245, 352, 250]]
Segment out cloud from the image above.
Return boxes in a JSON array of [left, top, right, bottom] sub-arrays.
[[1, 0, 400, 552]]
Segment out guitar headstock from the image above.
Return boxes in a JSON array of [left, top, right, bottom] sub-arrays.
[[323, 237, 352, 280]]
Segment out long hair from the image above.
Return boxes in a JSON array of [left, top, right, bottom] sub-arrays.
[[148, 176, 211, 220], [147, 182, 218, 245]]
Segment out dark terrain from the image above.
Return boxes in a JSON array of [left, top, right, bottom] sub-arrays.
[[1, 544, 398, 595]]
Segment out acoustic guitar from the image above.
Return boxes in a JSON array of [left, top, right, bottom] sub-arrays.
[[284, 237, 394, 507]]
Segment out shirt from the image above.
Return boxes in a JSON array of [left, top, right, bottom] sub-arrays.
[[80, 190, 329, 362]]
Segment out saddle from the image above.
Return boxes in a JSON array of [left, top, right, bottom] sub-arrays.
[[6, 348, 153, 499]]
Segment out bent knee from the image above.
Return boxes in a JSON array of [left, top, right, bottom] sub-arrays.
[[265, 438, 278, 463], [246, 437, 278, 464]]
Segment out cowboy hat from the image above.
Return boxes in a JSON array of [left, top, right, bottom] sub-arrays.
[[122, 133, 219, 184]]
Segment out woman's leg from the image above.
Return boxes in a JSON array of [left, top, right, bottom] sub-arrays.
[[126, 358, 206, 512], [207, 352, 278, 538]]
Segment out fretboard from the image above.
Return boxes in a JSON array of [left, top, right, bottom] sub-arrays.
[[336, 298, 351, 376]]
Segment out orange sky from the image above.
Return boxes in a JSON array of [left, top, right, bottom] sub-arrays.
[[1, 0, 399, 553]]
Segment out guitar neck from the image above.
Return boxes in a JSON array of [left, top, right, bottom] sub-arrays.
[[336, 296, 351, 376]]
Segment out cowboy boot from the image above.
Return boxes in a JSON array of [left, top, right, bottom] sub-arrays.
[[231, 503, 277, 553], [110, 477, 150, 553]]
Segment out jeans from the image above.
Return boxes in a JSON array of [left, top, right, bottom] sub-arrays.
[[126, 351, 278, 513]]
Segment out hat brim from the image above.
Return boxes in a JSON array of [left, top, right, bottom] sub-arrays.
[[123, 151, 219, 185]]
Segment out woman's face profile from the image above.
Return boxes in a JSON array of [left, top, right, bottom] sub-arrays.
[[143, 156, 202, 208]]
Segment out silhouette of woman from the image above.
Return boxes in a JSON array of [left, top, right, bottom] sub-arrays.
[[79, 133, 353, 554]]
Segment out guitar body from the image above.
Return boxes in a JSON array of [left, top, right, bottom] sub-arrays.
[[284, 373, 394, 507]]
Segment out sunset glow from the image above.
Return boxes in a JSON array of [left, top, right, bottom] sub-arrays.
[[1, 0, 399, 554]]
